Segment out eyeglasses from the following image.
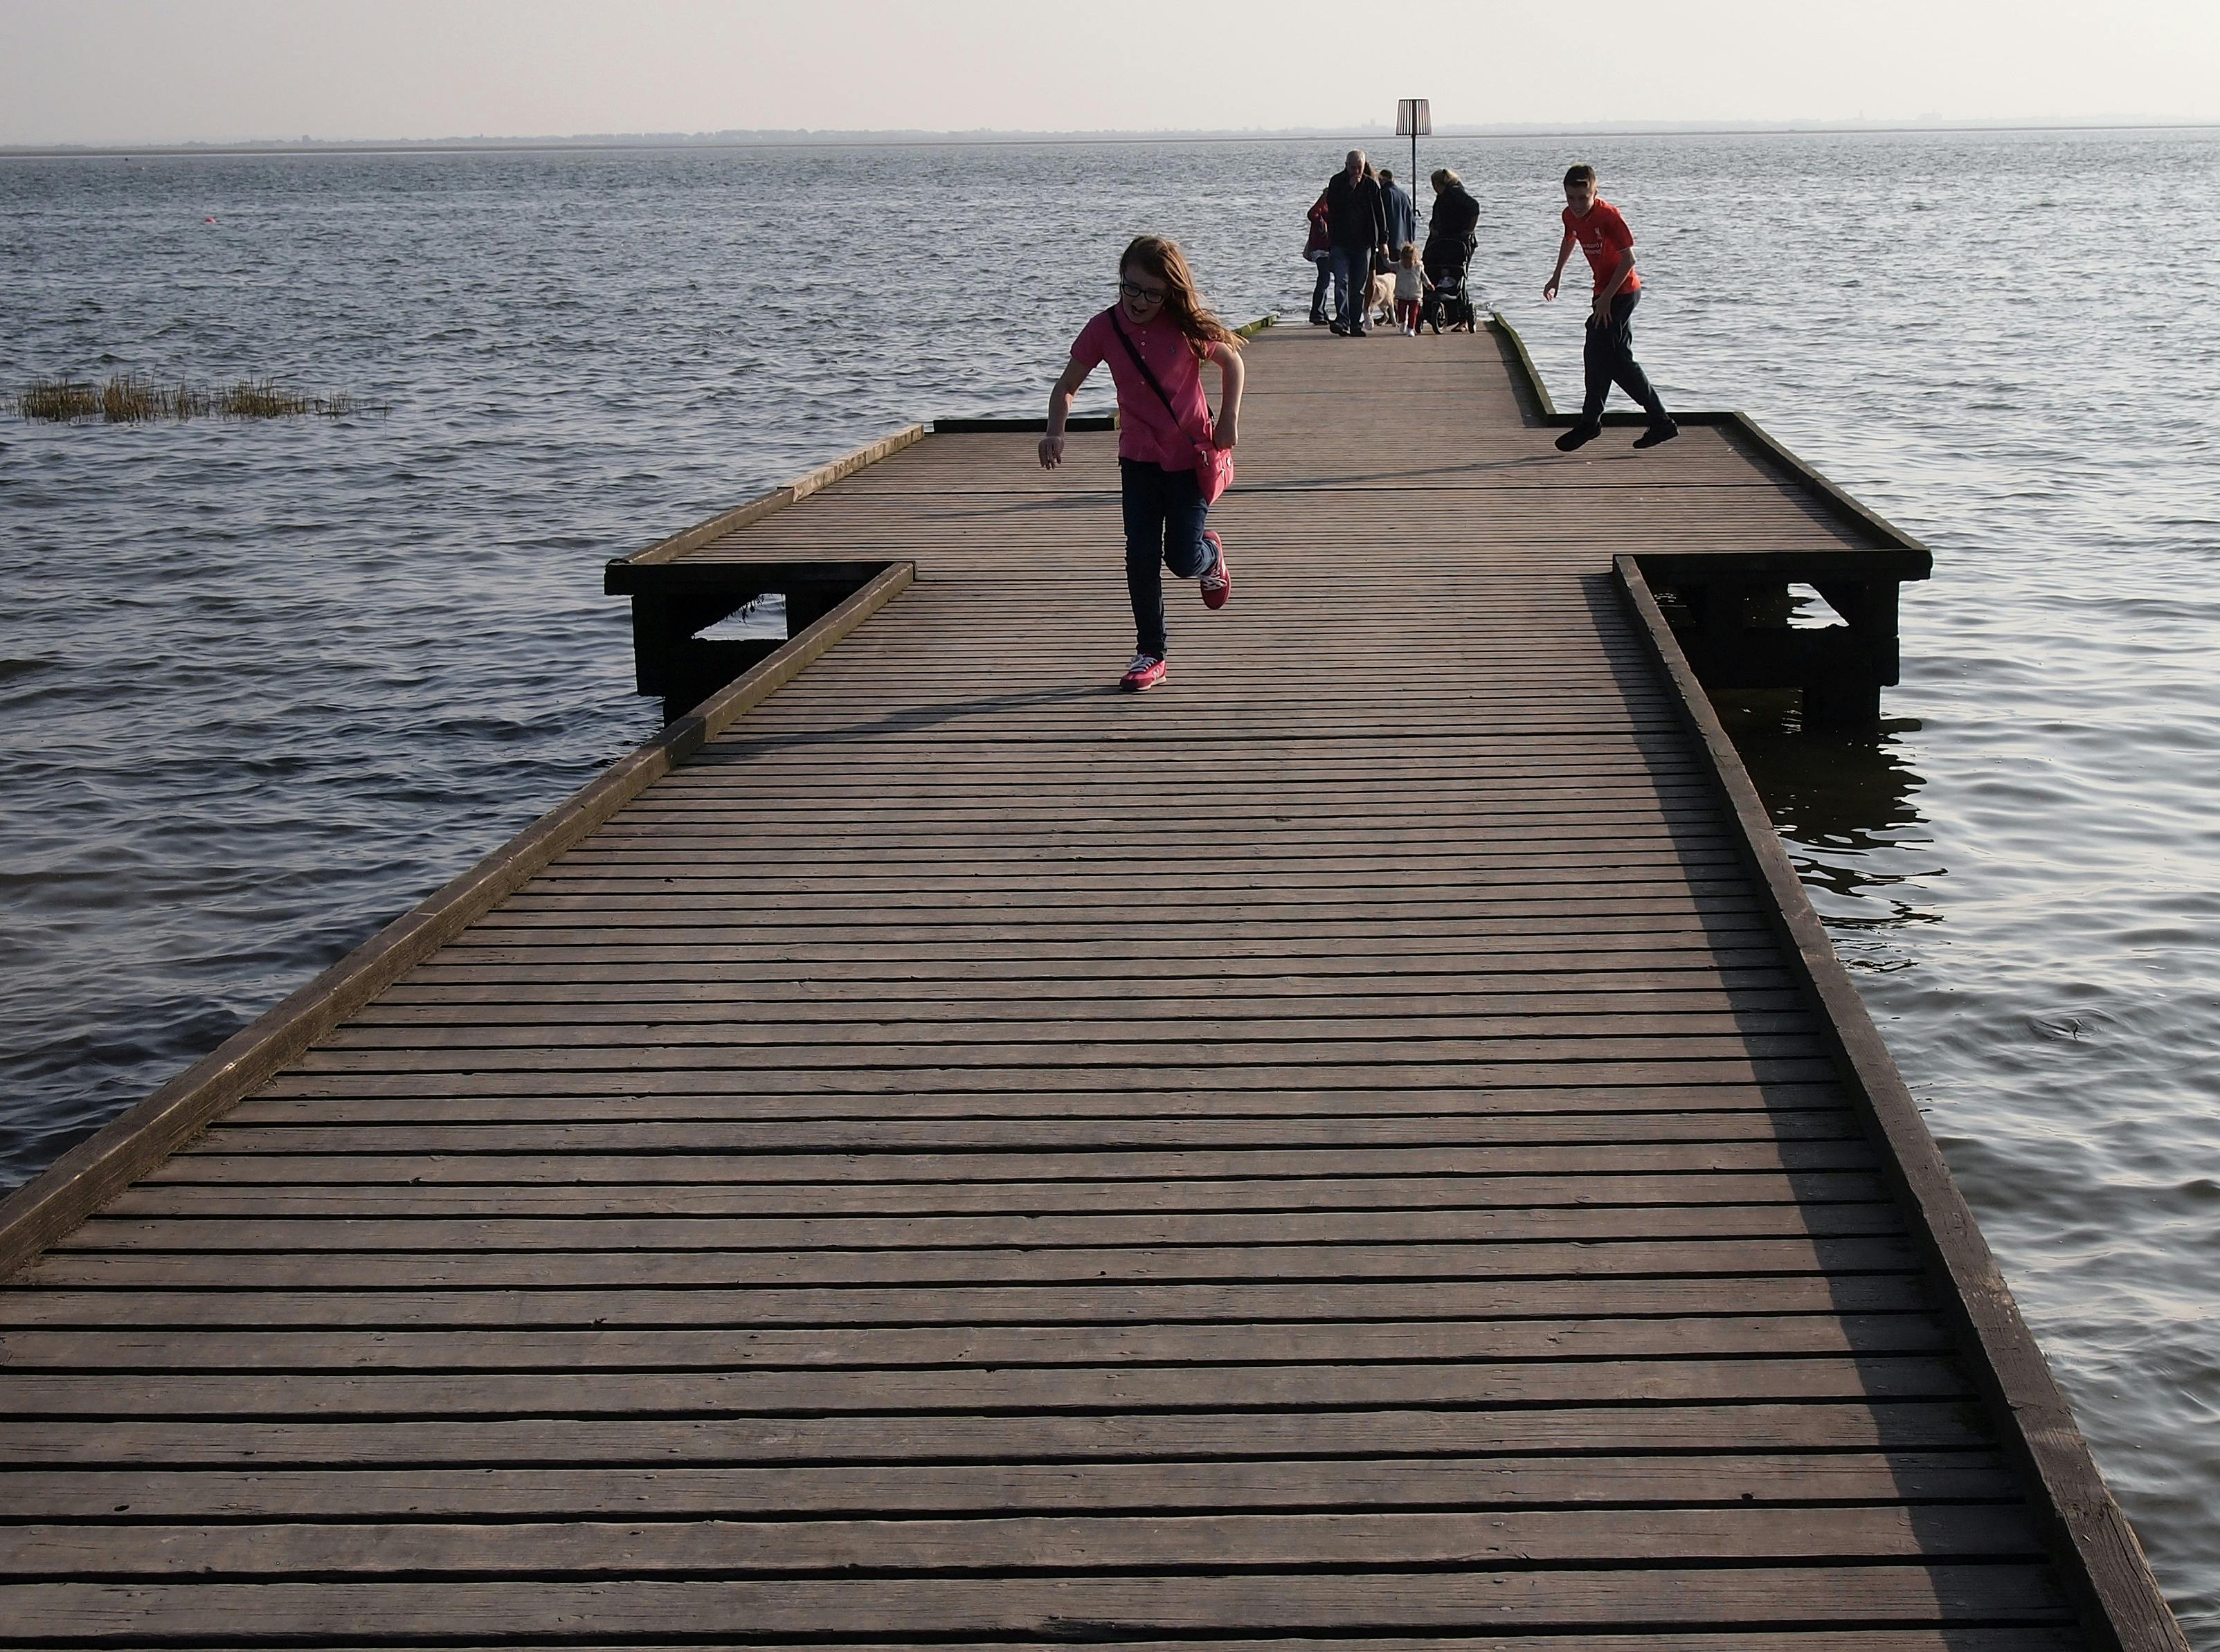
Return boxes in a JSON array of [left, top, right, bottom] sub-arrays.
[[1119, 280, 1166, 303]]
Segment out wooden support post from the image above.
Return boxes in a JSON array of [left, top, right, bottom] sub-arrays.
[[607, 559, 902, 721], [1655, 570, 1902, 731], [629, 588, 763, 697]]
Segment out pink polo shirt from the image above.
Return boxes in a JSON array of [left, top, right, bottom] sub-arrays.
[[1070, 306, 1212, 471]]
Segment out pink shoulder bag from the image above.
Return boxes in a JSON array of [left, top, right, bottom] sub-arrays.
[[1110, 314, 1234, 505]]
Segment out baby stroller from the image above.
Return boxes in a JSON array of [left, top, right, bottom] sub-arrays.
[[1422, 238, 1479, 334]]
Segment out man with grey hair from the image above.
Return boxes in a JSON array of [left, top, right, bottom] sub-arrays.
[[1322, 149, 1387, 336]]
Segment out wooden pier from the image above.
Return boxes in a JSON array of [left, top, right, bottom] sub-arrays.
[[0, 320, 2185, 1650]]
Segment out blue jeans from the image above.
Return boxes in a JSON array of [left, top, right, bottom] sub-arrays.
[[1120, 459, 1213, 660], [1332, 244, 1375, 330], [1309, 253, 1332, 320]]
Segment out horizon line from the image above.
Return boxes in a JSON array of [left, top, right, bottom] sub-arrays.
[[6, 116, 2217, 160]]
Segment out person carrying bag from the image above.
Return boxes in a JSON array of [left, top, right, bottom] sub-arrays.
[[1110, 311, 1234, 505], [1038, 236, 1244, 693]]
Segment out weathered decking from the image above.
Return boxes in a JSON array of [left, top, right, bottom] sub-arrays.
[[0, 322, 2183, 1649]]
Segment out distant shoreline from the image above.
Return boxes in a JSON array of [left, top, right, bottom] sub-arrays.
[[6, 120, 2218, 161]]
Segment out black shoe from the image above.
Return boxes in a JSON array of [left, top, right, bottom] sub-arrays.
[[1554, 424, 1602, 452], [1328, 321, 1349, 336], [1632, 419, 1680, 448], [1309, 312, 1330, 325], [1353, 325, 1371, 337]]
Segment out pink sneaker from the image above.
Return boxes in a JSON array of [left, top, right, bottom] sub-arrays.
[[1119, 653, 1166, 692], [1198, 532, 1231, 610]]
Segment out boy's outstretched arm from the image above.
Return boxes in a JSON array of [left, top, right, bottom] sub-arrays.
[[1542, 229, 1576, 300], [1038, 358, 1090, 469], [1208, 341, 1246, 449]]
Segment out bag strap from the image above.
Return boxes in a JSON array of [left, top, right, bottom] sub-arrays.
[[1109, 312, 1201, 439]]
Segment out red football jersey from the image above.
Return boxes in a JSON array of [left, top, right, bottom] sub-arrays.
[[1563, 198, 1642, 295]]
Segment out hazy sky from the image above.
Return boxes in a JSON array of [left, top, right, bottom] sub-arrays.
[[4, 0, 2218, 146]]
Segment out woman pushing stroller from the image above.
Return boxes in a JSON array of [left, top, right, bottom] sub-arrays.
[[1423, 167, 1481, 287], [1039, 237, 1244, 694]]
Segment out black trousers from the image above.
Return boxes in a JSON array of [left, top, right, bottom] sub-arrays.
[[1581, 289, 1670, 428]]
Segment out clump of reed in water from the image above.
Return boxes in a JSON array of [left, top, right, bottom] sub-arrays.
[[105, 376, 198, 421], [10, 374, 388, 424], [17, 378, 103, 421], [218, 379, 311, 418]]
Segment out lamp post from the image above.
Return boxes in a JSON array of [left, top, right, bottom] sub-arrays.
[[1396, 98, 1431, 203]]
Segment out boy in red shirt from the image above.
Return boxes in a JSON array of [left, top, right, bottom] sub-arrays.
[[1543, 163, 1677, 451]]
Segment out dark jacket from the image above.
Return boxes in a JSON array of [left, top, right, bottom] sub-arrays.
[[1324, 170, 1386, 250], [1380, 181, 1417, 252], [1426, 181, 1480, 246]]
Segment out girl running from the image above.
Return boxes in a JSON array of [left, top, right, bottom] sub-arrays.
[[1039, 236, 1245, 693]]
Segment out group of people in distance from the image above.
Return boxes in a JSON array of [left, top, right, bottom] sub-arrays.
[[1304, 147, 1678, 457], [1037, 156, 1677, 693], [1304, 149, 1479, 338]]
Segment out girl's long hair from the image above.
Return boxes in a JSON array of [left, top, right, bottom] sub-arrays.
[[1120, 237, 1240, 359]]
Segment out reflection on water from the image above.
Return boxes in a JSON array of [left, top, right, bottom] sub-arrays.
[[1717, 692, 1940, 956]]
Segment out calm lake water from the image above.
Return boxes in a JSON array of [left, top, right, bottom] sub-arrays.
[[2, 130, 2215, 1637]]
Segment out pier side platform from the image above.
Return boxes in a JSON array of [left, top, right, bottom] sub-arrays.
[[0, 323, 2183, 1651]]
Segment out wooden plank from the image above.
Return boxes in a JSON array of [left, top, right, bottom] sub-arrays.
[[0, 1638, 2083, 1652], [0, 1451, 2009, 1520], [381, 952, 1795, 984], [237, 1059, 1851, 1099], [420, 927, 1791, 965], [0, 1505, 2046, 1576], [145, 1138, 1879, 1183], [0, 1273, 1931, 1329], [0, 1355, 1978, 1418], [0, 1568, 2074, 1636], [287, 1039, 1830, 1082], [55, 1188, 1904, 1250], [15, 1232, 1926, 1291], [0, 1312, 1953, 1372], [0, 1404, 1998, 1467], [310, 1010, 1823, 1053], [217, 1079, 1850, 1123], [169, 1111, 1861, 1155], [501, 861, 1754, 900], [459, 894, 1777, 930], [76, 1186, 1895, 1235], [55, 1213, 1912, 1279], [334, 983, 1816, 1026], [0, 1640, 2080, 1652]]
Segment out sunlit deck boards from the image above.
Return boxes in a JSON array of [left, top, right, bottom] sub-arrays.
[[0, 325, 2175, 1649]]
